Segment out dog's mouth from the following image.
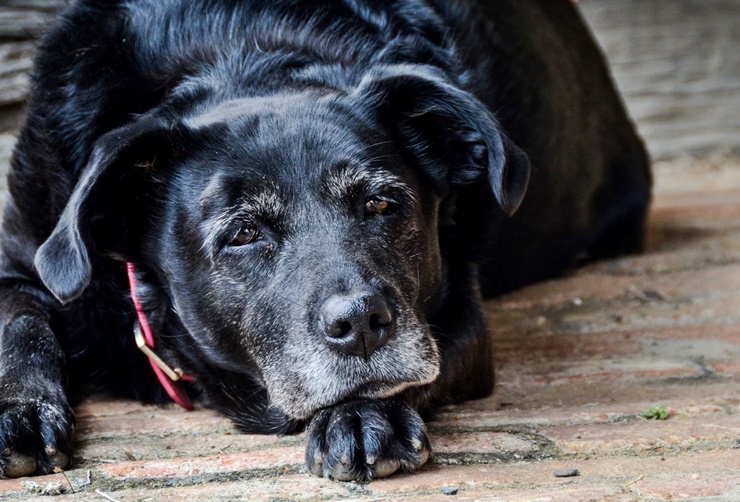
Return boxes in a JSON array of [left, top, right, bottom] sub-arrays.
[[354, 375, 438, 399], [285, 371, 439, 420], [261, 323, 441, 419]]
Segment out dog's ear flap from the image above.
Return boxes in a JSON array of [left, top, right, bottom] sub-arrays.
[[35, 115, 171, 304], [353, 65, 530, 215]]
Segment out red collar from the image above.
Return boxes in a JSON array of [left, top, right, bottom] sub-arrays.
[[126, 263, 194, 410]]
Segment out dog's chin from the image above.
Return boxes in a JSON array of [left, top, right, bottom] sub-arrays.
[[354, 374, 438, 400], [269, 364, 441, 420]]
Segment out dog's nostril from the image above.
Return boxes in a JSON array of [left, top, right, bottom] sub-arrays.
[[369, 309, 392, 330], [329, 321, 352, 339]]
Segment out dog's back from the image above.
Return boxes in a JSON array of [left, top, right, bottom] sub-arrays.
[[433, 0, 651, 294]]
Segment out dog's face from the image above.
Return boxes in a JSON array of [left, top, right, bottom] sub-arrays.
[[156, 94, 444, 418], [35, 66, 530, 419]]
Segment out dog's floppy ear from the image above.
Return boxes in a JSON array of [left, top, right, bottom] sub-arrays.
[[35, 114, 171, 304], [354, 65, 530, 215]]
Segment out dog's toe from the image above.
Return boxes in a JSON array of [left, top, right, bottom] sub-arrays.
[[0, 395, 74, 478], [36, 403, 73, 473], [305, 408, 330, 477], [305, 399, 431, 482], [44, 447, 70, 471], [323, 408, 365, 480]]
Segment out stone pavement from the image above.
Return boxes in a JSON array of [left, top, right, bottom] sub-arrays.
[[0, 158, 738, 500]]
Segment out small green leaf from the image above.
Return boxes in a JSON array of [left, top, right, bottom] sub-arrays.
[[641, 405, 669, 420]]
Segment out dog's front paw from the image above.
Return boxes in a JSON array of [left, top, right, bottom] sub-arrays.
[[0, 389, 75, 478], [305, 399, 430, 481]]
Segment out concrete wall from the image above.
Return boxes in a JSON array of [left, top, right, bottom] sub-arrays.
[[578, 0, 740, 161]]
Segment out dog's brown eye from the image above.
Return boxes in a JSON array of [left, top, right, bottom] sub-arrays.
[[365, 198, 390, 215], [230, 225, 259, 246]]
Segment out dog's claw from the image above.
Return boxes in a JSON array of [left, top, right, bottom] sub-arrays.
[[372, 458, 401, 478], [305, 399, 431, 482], [48, 451, 70, 470], [43, 445, 70, 470], [415, 447, 430, 467]]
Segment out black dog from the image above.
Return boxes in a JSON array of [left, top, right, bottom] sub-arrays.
[[0, 0, 650, 481]]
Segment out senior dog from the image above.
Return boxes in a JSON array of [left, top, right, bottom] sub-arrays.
[[0, 0, 650, 481]]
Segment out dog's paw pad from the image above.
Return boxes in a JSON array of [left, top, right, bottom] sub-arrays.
[[305, 400, 431, 482]]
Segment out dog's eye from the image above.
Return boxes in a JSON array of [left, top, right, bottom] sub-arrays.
[[230, 225, 259, 246], [365, 198, 393, 216]]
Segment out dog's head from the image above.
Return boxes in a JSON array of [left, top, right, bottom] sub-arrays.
[[35, 65, 529, 419]]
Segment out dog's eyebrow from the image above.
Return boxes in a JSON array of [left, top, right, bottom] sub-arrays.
[[321, 162, 414, 202], [199, 178, 285, 255]]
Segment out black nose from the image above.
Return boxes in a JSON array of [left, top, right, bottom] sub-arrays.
[[320, 293, 393, 359]]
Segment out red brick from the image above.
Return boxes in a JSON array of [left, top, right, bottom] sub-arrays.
[[431, 431, 538, 455], [489, 274, 638, 310], [652, 188, 740, 225], [633, 473, 740, 500], [594, 243, 740, 275], [432, 382, 739, 429], [489, 253, 740, 312], [96, 447, 303, 479], [489, 294, 740, 339], [545, 415, 740, 455], [493, 324, 740, 372], [75, 403, 235, 439], [0, 473, 68, 497], [712, 361, 740, 376], [75, 430, 301, 467], [92, 475, 350, 501], [652, 163, 740, 195], [498, 356, 706, 388], [370, 451, 740, 498]]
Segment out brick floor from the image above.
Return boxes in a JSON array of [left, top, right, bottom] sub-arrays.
[[0, 162, 738, 501], [4, 139, 740, 502]]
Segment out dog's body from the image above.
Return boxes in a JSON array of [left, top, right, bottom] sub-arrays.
[[0, 0, 650, 481]]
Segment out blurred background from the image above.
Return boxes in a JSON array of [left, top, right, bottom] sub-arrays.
[[2, 0, 739, 182]]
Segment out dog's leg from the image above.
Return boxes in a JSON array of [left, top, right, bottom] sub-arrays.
[[0, 211, 74, 478], [424, 262, 494, 405], [0, 293, 74, 478]]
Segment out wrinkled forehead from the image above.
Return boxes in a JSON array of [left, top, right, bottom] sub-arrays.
[[176, 94, 413, 214]]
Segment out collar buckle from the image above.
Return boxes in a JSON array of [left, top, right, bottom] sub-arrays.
[[133, 321, 185, 381]]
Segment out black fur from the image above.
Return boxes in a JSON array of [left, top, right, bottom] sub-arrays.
[[0, 0, 650, 481]]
